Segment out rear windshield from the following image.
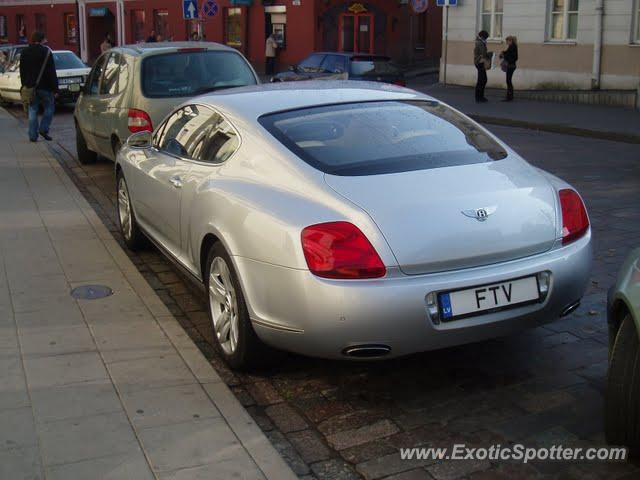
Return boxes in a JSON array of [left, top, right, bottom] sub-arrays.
[[141, 50, 257, 98], [350, 57, 399, 76], [53, 52, 86, 70], [259, 101, 507, 176]]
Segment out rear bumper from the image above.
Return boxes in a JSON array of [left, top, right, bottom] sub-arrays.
[[236, 232, 592, 360]]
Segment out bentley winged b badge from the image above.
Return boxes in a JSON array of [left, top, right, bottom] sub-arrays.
[[461, 206, 497, 222]]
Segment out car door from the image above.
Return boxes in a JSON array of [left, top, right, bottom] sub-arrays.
[[76, 53, 108, 151], [127, 105, 199, 255], [176, 106, 241, 273], [90, 52, 123, 158], [319, 55, 348, 81], [0, 59, 21, 101]]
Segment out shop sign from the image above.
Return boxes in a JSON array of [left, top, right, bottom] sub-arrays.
[[348, 3, 368, 14], [89, 7, 111, 17]]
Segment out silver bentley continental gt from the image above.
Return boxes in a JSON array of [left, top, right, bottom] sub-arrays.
[[115, 82, 592, 369]]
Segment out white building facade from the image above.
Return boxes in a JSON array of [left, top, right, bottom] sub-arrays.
[[441, 0, 640, 91]]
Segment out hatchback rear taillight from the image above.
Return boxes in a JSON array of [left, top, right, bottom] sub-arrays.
[[559, 189, 589, 245], [301, 222, 386, 279], [128, 109, 153, 133]]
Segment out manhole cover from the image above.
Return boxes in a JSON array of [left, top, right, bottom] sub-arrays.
[[70, 285, 113, 300]]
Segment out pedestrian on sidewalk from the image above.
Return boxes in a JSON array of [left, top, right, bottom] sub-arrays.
[[265, 33, 278, 76], [19, 31, 58, 143], [500, 36, 518, 102], [100, 33, 113, 53], [474, 30, 491, 103], [146, 30, 157, 43]]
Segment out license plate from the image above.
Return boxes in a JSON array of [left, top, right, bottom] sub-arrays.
[[69, 84, 80, 92], [439, 276, 540, 321]]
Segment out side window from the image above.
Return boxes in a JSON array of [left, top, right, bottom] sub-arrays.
[[156, 105, 201, 157], [100, 53, 120, 95], [117, 55, 129, 93], [188, 114, 239, 164], [87, 54, 108, 95], [299, 54, 325, 72], [321, 55, 346, 73]]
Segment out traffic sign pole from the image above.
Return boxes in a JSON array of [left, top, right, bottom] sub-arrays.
[[443, 4, 449, 87]]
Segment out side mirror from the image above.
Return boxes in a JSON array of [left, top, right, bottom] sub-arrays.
[[288, 65, 296, 72], [126, 131, 152, 150]]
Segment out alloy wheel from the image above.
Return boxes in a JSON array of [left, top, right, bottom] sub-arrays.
[[118, 177, 132, 241], [208, 257, 239, 355]]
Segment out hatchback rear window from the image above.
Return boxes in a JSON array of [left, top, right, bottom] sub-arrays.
[[53, 52, 86, 70], [141, 50, 257, 98], [259, 101, 507, 176]]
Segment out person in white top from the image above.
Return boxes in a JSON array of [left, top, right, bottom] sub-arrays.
[[265, 33, 278, 76]]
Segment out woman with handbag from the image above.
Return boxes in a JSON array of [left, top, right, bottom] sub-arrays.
[[500, 36, 518, 102], [473, 30, 491, 103]]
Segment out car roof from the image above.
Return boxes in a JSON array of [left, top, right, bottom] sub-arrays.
[[196, 81, 432, 121], [113, 41, 237, 56]]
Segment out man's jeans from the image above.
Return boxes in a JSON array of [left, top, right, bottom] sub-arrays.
[[28, 89, 55, 141]]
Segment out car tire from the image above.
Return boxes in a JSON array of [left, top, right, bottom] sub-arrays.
[[116, 171, 146, 251], [605, 313, 640, 456], [205, 243, 266, 370], [76, 123, 97, 165]]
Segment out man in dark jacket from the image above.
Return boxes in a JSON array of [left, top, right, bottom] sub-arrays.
[[473, 30, 491, 103], [19, 31, 58, 142]]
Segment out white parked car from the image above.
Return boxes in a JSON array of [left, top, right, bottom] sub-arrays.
[[0, 49, 90, 105]]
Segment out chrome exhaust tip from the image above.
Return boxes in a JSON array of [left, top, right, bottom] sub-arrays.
[[342, 344, 391, 358], [560, 300, 581, 317]]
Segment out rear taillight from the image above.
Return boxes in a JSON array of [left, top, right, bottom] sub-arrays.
[[301, 222, 386, 279], [559, 189, 589, 245], [128, 109, 153, 133]]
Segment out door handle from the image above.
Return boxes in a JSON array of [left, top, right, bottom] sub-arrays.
[[169, 176, 182, 188]]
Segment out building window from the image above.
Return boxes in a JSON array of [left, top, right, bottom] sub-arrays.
[[549, 0, 579, 41], [154, 10, 169, 41], [131, 10, 145, 43], [17, 14, 27, 43], [225, 8, 243, 48], [64, 13, 77, 45], [35, 13, 46, 37], [0, 16, 7, 43], [480, 0, 503, 39]]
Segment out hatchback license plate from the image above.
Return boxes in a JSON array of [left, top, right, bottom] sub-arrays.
[[439, 276, 540, 321], [69, 84, 81, 92]]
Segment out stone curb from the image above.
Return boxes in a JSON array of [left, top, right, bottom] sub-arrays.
[[28, 115, 298, 480], [468, 114, 640, 145]]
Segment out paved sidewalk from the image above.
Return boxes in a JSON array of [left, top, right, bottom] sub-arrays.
[[0, 108, 297, 480], [411, 83, 640, 143]]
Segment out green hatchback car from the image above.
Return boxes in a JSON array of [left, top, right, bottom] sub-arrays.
[[606, 247, 640, 454], [74, 42, 258, 164]]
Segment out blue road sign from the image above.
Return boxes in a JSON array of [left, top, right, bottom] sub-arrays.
[[202, 0, 218, 18], [436, 0, 458, 6], [183, 0, 199, 19]]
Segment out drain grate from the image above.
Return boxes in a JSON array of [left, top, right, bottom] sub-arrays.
[[70, 285, 113, 300]]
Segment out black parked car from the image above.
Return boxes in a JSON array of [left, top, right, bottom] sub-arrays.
[[271, 52, 405, 86]]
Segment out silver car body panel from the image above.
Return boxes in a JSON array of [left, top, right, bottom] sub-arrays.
[[117, 81, 592, 359]]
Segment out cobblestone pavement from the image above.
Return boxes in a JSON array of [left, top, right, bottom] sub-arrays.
[[8, 104, 640, 480]]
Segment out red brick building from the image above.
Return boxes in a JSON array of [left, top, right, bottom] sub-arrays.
[[0, 1, 442, 69]]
